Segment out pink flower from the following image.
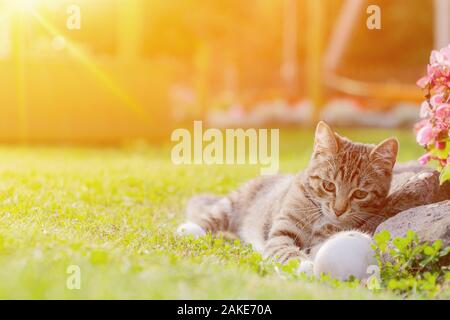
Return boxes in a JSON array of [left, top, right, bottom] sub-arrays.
[[430, 46, 450, 67], [427, 63, 444, 79], [441, 45, 450, 60], [436, 104, 450, 118], [419, 153, 432, 165], [416, 124, 433, 146], [434, 84, 448, 94], [430, 93, 445, 108], [420, 102, 431, 118], [417, 76, 430, 89], [430, 50, 443, 65], [414, 119, 428, 132], [416, 45, 450, 180], [433, 119, 449, 134], [435, 140, 446, 150], [430, 50, 442, 65]]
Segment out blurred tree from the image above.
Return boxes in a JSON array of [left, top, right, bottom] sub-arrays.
[[23, 0, 435, 101], [339, 0, 433, 82], [142, 0, 283, 95]]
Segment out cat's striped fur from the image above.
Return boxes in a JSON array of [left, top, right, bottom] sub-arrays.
[[186, 122, 398, 263]]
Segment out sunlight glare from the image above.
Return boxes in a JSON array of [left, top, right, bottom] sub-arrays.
[[32, 11, 152, 121], [14, 0, 37, 12]]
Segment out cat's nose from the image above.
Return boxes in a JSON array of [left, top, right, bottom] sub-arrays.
[[333, 199, 348, 217], [333, 207, 346, 217]]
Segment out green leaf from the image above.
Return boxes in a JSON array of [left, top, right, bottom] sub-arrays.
[[432, 240, 442, 251], [440, 164, 450, 184], [440, 247, 450, 257], [374, 230, 391, 252], [445, 272, 450, 281], [423, 246, 435, 256], [429, 139, 450, 159], [430, 146, 449, 159]]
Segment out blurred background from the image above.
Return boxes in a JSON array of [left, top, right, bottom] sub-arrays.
[[0, 0, 447, 144]]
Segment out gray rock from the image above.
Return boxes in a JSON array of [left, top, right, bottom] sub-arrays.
[[375, 201, 450, 264], [375, 201, 450, 243], [360, 168, 449, 234], [393, 160, 433, 175], [392, 161, 450, 201], [358, 162, 450, 264]]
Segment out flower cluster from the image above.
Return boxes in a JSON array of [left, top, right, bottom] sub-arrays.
[[416, 45, 450, 183]]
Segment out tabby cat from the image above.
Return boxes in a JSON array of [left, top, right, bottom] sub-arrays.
[[180, 121, 398, 263]]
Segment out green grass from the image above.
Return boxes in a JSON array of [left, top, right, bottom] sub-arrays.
[[0, 128, 423, 299]]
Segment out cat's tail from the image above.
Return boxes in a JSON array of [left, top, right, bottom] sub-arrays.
[[184, 194, 233, 234]]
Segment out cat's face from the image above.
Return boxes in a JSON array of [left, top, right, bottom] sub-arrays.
[[305, 121, 398, 227]]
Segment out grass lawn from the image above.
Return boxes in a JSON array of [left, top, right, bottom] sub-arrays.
[[0, 128, 423, 299]]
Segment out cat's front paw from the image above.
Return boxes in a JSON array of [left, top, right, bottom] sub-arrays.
[[297, 260, 314, 276], [176, 222, 206, 239]]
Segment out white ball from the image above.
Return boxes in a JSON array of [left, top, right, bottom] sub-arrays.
[[176, 222, 206, 239], [297, 260, 314, 276], [313, 231, 377, 281]]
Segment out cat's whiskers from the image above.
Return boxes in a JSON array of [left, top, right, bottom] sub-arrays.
[[295, 212, 322, 231], [357, 211, 386, 221], [283, 204, 322, 217], [286, 212, 323, 249], [348, 214, 380, 229]]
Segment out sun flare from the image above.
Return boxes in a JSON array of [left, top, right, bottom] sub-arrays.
[[13, 0, 37, 12]]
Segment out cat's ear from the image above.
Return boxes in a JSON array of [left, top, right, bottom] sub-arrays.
[[314, 121, 339, 154], [370, 138, 398, 169]]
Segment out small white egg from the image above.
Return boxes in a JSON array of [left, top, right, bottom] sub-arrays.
[[313, 231, 377, 281], [176, 222, 206, 239], [297, 260, 314, 276]]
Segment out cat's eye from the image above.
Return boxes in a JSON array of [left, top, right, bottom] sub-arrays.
[[322, 181, 336, 193], [352, 189, 369, 200]]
